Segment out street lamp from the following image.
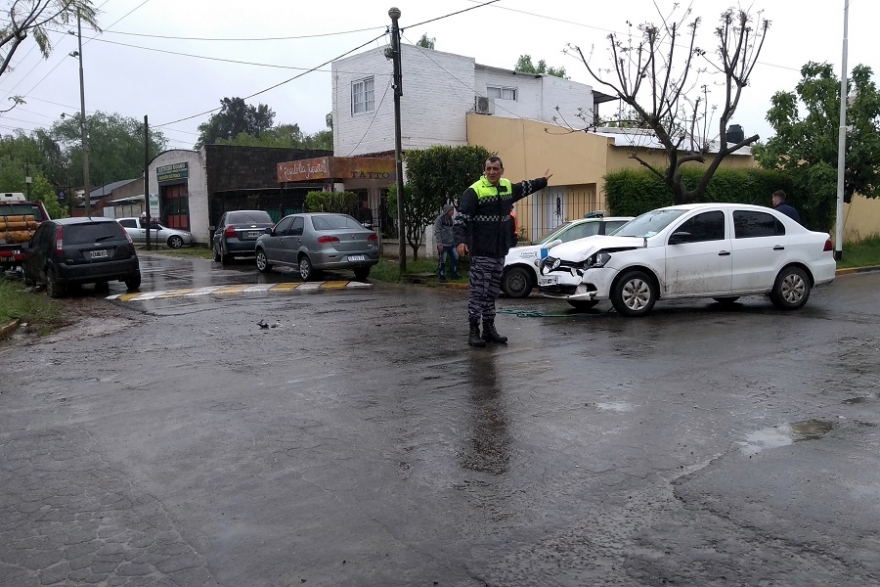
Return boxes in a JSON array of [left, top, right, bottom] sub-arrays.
[[834, 0, 850, 261], [388, 7, 406, 273], [68, 9, 90, 216]]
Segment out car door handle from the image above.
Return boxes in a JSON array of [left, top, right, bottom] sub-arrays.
[[773, 245, 785, 250], [718, 251, 731, 256]]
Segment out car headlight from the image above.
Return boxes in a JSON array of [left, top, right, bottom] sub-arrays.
[[584, 251, 612, 269], [540, 256, 559, 275]]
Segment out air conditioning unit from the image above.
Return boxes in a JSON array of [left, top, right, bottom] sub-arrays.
[[475, 96, 495, 115]]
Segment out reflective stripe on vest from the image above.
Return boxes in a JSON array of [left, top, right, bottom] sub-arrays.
[[470, 177, 512, 200]]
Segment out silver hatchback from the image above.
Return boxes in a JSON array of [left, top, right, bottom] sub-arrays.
[[254, 213, 380, 281]]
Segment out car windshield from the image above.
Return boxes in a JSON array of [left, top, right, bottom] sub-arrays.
[[311, 214, 362, 231], [537, 222, 573, 245], [65, 222, 124, 244], [228, 211, 272, 224], [613, 209, 688, 238]]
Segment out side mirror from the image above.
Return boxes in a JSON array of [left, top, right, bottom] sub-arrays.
[[208, 225, 216, 232], [546, 239, 563, 249], [668, 231, 692, 245], [264, 227, 273, 235]]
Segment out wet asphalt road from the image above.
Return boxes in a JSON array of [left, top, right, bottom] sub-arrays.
[[2, 254, 880, 586]]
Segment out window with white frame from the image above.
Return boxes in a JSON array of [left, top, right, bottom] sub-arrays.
[[487, 85, 517, 101], [351, 77, 375, 115]]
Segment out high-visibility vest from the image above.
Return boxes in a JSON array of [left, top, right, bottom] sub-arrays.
[[469, 177, 513, 200]]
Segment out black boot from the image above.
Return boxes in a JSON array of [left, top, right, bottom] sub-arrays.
[[481, 320, 508, 344], [468, 320, 486, 347]]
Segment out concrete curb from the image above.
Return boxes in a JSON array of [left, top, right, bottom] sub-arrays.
[[0, 318, 21, 339], [836, 265, 880, 276]]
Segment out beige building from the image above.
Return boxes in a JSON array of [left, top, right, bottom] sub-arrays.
[[466, 114, 756, 242]]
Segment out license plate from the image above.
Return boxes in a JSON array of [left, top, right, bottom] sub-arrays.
[[246, 231, 260, 239], [347, 255, 366, 262], [90, 249, 108, 259], [538, 276, 558, 287]]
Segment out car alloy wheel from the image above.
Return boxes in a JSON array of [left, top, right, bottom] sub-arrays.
[[611, 270, 657, 317], [168, 235, 184, 249], [213, 244, 221, 262], [255, 249, 272, 273], [771, 266, 810, 310], [299, 256, 313, 281]]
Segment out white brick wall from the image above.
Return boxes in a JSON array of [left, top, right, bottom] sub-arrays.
[[332, 46, 595, 155], [148, 150, 209, 244]]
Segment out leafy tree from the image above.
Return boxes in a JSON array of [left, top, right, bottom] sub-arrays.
[[514, 54, 566, 78], [388, 145, 495, 260], [416, 33, 435, 49], [305, 190, 357, 214], [51, 111, 166, 188], [195, 97, 275, 148], [570, 7, 769, 204], [0, 1, 99, 113], [755, 62, 880, 208], [217, 123, 332, 151]]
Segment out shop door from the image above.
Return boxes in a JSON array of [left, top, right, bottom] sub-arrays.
[[161, 184, 189, 230]]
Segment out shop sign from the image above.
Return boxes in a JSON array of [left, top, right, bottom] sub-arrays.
[[277, 157, 331, 182], [277, 156, 396, 183], [157, 162, 188, 183]]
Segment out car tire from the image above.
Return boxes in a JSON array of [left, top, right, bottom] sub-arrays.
[[220, 245, 230, 266], [255, 249, 272, 273], [567, 299, 599, 311], [125, 273, 142, 292], [299, 255, 314, 282], [167, 235, 184, 249], [212, 244, 221, 262], [502, 266, 533, 298], [46, 266, 64, 299], [713, 296, 740, 307], [611, 270, 657, 317], [353, 267, 370, 280], [770, 266, 810, 310]]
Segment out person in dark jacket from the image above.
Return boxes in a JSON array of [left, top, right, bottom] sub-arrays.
[[771, 190, 802, 224], [434, 203, 458, 282], [454, 156, 551, 347]]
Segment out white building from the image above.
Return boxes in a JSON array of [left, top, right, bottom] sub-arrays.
[[332, 44, 609, 158]]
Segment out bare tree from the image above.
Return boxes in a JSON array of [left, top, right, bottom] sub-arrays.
[[570, 6, 769, 204], [0, 1, 99, 111]]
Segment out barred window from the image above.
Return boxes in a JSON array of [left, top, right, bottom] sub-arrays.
[[351, 77, 375, 115]]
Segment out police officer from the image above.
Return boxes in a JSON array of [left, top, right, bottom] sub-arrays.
[[454, 157, 551, 347]]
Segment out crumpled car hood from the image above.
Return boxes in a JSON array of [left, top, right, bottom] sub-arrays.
[[550, 235, 646, 261]]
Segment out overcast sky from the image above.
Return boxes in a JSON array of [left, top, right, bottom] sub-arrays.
[[0, 0, 873, 152]]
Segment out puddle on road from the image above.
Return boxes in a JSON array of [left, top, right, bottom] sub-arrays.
[[741, 419, 834, 456], [594, 401, 634, 412]]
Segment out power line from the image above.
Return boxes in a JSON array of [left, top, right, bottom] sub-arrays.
[[406, 0, 502, 30], [155, 32, 388, 127], [99, 25, 386, 42]]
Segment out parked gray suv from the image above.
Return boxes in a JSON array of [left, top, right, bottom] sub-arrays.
[[22, 217, 141, 298]]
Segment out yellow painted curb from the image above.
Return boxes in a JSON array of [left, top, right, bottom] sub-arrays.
[[835, 268, 857, 275], [213, 285, 250, 295], [320, 281, 349, 290], [270, 283, 301, 292]]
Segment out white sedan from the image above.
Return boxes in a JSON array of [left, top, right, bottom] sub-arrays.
[[537, 203, 836, 316], [502, 215, 632, 298]]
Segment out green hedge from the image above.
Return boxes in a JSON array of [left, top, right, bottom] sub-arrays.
[[305, 191, 358, 214], [604, 167, 832, 232]]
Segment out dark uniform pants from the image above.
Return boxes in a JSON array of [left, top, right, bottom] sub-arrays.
[[468, 256, 504, 323]]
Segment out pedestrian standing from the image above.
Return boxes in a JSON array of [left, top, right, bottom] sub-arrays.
[[454, 157, 551, 347], [771, 190, 802, 224], [434, 203, 459, 282]]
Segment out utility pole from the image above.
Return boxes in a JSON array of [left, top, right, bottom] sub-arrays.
[[144, 116, 151, 251], [834, 0, 849, 261], [76, 8, 90, 217], [389, 7, 406, 273], [24, 159, 31, 198]]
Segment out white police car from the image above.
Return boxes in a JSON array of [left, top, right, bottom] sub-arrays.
[[501, 214, 633, 298]]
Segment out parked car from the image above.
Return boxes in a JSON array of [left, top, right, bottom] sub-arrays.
[[254, 213, 380, 281], [21, 217, 141, 298], [211, 210, 275, 265], [536, 203, 836, 316], [117, 217, 194, 248], [502, 215, 633, 298]]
